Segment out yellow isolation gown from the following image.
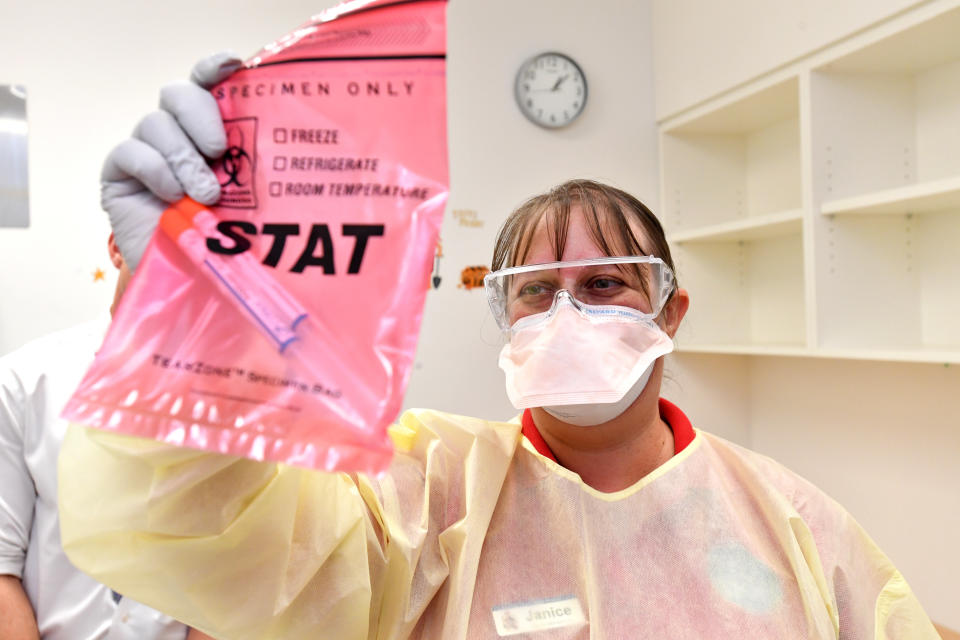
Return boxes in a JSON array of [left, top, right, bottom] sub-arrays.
[[58, 400, 938, 639]]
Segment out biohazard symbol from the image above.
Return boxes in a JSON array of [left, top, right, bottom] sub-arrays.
[[220, 126, 253, 187], [458, 266, 490, 290]]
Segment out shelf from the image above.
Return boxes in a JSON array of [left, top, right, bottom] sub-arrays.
[[668, 208, 803, 243], [819, 7, 960, 74], [812, 210, 960, 354], [821, 175, 960, 216], [661, 76, 802, 232], [675, 344, 960, 365], [810, 6, 960, 202], [674, 231, 806, 348], [675, 344, 809, 358], [813, 346, 960, 365], [665, 77, 799, 135]]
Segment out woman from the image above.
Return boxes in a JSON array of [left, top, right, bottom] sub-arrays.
[[58, 58, 937, 640]]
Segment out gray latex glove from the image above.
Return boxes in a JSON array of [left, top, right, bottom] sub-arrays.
[[101, 51, 244, 270]]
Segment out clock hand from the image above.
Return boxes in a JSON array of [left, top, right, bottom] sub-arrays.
[[531, 75, 570, 92]]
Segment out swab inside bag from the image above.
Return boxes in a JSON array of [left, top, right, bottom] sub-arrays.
[[62, 0, 448, 473]]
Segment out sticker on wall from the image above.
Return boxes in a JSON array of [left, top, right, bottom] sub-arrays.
[[429, 238, 443, 289], [459, 265, 490, 290], [92, 267, 106, 282], [452, 208, 483, 228]]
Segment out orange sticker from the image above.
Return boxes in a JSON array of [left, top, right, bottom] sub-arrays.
[[458, 266, 490, 290]]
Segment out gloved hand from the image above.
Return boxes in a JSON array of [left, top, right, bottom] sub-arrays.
[[101, 51, 244, 270]]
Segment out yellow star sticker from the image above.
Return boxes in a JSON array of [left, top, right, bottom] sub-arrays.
[[93, 268, 106, 282]]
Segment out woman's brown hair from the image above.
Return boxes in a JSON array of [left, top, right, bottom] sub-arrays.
[[491, 179, 678, 298]]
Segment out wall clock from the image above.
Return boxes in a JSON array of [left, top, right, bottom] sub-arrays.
[[514, 52, 588, 128]]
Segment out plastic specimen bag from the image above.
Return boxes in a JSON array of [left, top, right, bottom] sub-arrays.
[[62, 0, 448, 473]]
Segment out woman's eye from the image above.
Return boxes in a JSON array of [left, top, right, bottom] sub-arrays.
[[589, 277, 622, 291], [519, 283, 547, 296]]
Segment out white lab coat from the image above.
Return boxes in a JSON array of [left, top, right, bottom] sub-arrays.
[[0, 317, 187, 640]]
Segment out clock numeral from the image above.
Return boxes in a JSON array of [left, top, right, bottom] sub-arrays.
[[573, 101, 580, 109], [550, 114, 556, 123], [525, 70, 536, 80], [576, 87, 583, 96], [526, 99, 533, 108], [537, 108, 543, 118], [523, 83, 531, 93], [563, 111, 569, 120]]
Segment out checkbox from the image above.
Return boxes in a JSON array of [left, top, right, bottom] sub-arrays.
[[269, 182, 283, 197], [273, 156, 287, 171], [273, 128, 287, 144]]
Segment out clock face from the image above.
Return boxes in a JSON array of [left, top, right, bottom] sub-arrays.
[[514, 52, 587, 129]]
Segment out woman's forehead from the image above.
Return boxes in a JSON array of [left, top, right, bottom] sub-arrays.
[[519, 204, 649, 265]]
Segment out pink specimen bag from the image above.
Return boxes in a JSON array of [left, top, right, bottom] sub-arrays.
[[62, 0, 448, 474]]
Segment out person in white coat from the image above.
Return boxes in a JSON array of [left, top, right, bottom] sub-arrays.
[[0, 234, 209, 640]]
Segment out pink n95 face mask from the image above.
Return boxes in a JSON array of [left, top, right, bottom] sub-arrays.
[[498, 291, 675, 423], [62, 0, 448, 474]]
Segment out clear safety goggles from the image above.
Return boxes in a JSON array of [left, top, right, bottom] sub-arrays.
[[484, 256, 676, 332]]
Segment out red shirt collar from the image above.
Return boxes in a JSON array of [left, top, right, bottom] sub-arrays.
[[520, 398, 696, 463]]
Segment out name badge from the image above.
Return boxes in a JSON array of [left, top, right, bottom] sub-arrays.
[[492, 595, 586, 636]]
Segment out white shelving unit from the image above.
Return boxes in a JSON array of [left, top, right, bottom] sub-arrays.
[[661, 75, 807, 352], [668, 208, 803, 244], [660, 4, 960, 363]]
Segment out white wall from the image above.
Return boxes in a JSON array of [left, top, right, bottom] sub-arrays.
[[661, 353, 752, 444], [748, 357, 960, 626]]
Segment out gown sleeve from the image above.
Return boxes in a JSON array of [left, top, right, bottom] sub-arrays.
[[58, 409, 519, 640], [780, 470, 940, 639]]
